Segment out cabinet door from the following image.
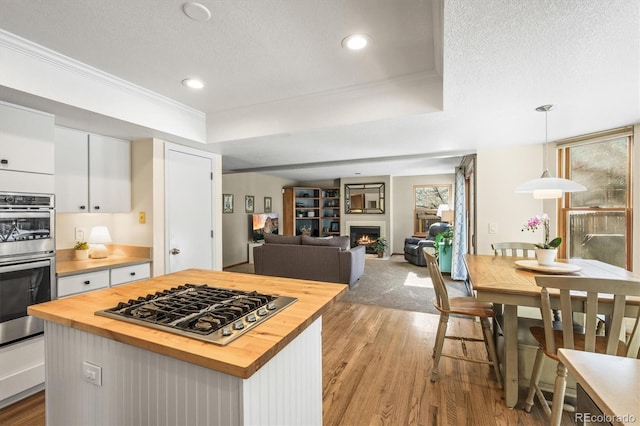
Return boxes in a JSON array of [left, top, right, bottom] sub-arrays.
[[0, 102, 54, 175], [54, 127, 89, 212], [89, 134, 131, 212]]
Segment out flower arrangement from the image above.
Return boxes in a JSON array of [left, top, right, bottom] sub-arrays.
[[521, 214, 562, 249]]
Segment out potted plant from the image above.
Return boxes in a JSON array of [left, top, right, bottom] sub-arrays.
[[74, 240, 90, 260], [371, 237, 388, 258], [522, 214, 562, 265], [434, 228, 454, 272]]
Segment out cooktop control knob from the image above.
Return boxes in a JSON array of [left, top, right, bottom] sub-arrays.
[[246, 313, 257, 322], [267, 302, 277, 310], [233, 321, 244, 330], [221, 327, 232, 336], [257, 308, 268, 316]]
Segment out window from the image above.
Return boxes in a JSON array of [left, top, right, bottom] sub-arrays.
[[558, 131, 632, 269], [413, 185, 451, 235]]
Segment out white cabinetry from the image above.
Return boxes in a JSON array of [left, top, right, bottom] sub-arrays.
[[57, 262, 151, 297], [57, 270, 110, 298], [110, 263, 151, 286], [54, 127, 131, 213], [0, 101, 54, 193]]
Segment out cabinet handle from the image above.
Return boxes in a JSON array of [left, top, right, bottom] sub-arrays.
[[84, 280, 90, 285], [80, 205, 86, 210], [0, 159, 7, 165], [94, 206, 100, 210], [130, 272, 136, 276]]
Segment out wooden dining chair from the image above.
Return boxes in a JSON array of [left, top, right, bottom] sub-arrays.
[[491, 242, 537, 257], [423, 248, 502, 387], [524, 276, 640, 425]]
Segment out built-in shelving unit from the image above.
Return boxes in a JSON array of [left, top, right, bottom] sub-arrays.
[[283, 187, 341, 236]]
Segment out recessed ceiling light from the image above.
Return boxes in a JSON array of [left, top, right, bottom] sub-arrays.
[[341, 34, 369, 50], [182, 2, 211, 22], [182, 78, 204, 89]]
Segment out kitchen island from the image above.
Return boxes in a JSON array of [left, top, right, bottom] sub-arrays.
[[28, 269, 347, 425]]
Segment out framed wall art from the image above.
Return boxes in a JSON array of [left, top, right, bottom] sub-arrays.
[[264, 196, 272, 213], [245, 195, 255, 213], [223, 194, 233, 213]]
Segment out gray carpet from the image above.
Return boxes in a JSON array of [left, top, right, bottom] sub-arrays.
[[224, 254, 468, 315]]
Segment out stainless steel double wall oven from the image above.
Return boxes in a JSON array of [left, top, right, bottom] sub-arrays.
[[0, 192, 55, 346]]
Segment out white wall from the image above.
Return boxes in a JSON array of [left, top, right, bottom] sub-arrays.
[[476, 144, 544, 255], [391, 173, 455, 254], [221, 173, 297, 267]]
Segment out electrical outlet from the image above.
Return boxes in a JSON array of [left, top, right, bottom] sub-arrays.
[[82, 361, 102, 386], [488, 223, 498, 234], [75, 227, 86, 241]]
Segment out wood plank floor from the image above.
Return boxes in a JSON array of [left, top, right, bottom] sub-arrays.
[[0, 301, 575, 425]]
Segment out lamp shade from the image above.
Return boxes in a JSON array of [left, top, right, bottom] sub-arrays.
[[88, 226, 112, 244], [515, 170, 586, 199], [436, 204, 450, 217]]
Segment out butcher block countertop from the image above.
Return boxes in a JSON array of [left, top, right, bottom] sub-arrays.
[[56, 244, 151, 277], [29, 269, 347, 379]]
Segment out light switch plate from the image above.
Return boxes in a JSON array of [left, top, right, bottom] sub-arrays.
[[488, 223, 498, 234]]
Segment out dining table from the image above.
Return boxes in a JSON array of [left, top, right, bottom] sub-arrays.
[[464, 254, 640, 409]]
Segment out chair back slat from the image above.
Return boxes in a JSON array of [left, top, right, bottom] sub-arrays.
[[559, 289, 575, 350], [535, 276, 640, 358], [606, 295, 626, 355], [583, 293, 598, 352], [540, 288, 556, 353], [491, 242, 537, 258], [423, 249, 450, 311]]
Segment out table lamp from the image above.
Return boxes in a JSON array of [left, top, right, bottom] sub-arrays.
[[88, 226, 111, 259]]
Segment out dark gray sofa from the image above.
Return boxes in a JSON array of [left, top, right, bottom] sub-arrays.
[[404, 222, 451, 266], [253, 234, 365, 287]]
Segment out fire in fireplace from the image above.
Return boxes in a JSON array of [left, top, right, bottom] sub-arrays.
[[350, 226, 381, 254]]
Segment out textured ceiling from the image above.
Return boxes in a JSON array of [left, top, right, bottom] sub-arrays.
[[0, 0, 638, 180]]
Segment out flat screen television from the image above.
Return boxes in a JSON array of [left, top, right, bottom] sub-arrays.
[[252, 213, 279, 241]]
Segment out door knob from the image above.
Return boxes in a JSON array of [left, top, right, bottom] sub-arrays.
[[171, 248, 181, 255]]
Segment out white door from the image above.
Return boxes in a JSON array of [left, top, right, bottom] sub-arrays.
[[166, 146, 214, 273]]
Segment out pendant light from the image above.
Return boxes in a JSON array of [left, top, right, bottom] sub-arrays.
[[515, 104, 587, 199]]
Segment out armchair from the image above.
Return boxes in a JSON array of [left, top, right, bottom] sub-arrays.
[[404, 222, 451, 266]]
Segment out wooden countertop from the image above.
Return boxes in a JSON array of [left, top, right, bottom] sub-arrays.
[[56, 256, 151, 277], [29, 269, 347, 379], [558, 349, 640, 425]]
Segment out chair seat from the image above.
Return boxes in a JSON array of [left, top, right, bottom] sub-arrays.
[[435, 297, 496, 317], [529, 326, 628, 361]]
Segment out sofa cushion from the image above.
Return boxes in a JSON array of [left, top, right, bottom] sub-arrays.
[[264, 234, 301, 245], [301, 235, 350, 250]]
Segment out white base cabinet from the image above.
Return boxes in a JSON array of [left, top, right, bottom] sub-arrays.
[[57, 262, 151, 297], [54, 127, 131, 213]]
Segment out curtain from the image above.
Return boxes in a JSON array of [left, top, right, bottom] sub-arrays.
[[451, 165, 467, 280]]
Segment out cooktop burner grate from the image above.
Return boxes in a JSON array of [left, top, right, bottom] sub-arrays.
[[95, 284, 297, 345]]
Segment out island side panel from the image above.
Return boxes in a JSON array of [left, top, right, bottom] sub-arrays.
[[44, 321, 242, 426], [43, 317, 324, 425], [241, 316, 322, 425]]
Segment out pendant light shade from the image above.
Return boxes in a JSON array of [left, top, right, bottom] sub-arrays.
[[515, 169, 587, 199], [515, 105, 587, 199]]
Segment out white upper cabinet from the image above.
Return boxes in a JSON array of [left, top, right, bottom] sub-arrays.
[[54, 127, 131, 213], [0, 101, 54, 175]]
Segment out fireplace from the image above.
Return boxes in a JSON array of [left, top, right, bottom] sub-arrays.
[[350, 226, 381, 254]]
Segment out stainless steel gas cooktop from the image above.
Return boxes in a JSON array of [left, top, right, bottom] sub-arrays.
[[95, 284, 297, 346]]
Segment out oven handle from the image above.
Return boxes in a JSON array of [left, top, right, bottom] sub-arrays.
[[0, 260, 51, 274]]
